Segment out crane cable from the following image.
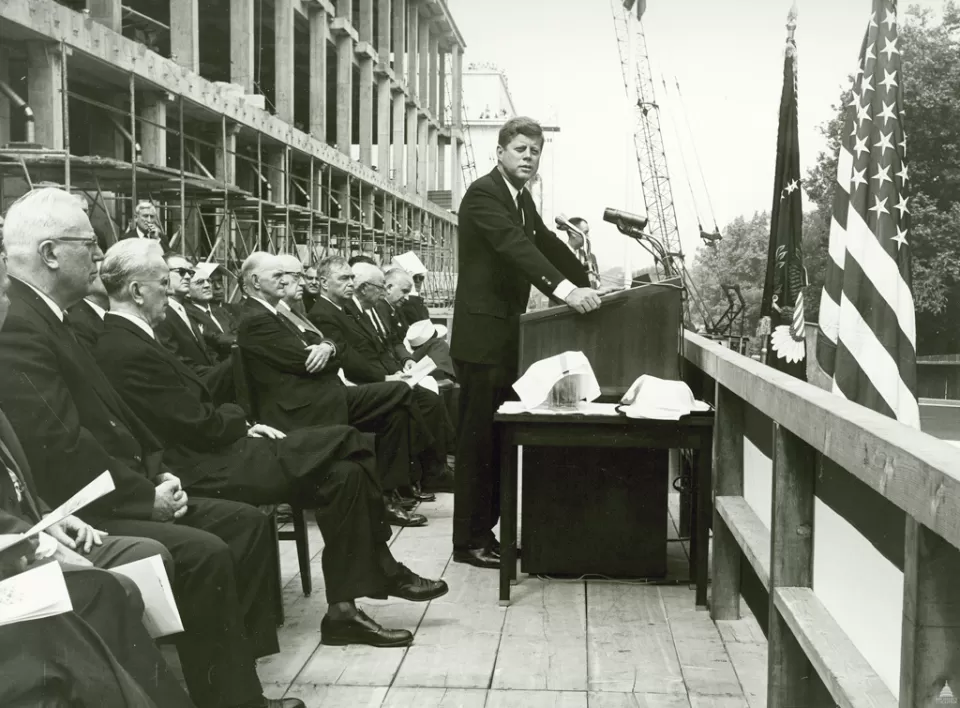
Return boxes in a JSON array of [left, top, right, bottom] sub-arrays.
[[659, 76, 707, 236], [673, 77, 722, 236]]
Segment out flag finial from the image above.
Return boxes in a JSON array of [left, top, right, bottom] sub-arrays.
[[786, 2, 798, 53]]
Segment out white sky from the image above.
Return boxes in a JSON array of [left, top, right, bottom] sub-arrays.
[[447, 0, 944, 274]]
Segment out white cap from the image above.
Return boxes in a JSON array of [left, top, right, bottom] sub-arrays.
[[392, 251, 428, 276], [407, 319, 447, 347], [193, 261, 221, 281]]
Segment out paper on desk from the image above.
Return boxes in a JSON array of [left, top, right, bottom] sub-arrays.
[[498, 401, 620, 416], [110, 555, 183, 638], [0, 471, 115, 556], [0, 561, 73, 627], [511, 351, 601, 410]]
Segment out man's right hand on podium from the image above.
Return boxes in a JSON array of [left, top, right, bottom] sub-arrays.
[[565, 287, 602, 314]]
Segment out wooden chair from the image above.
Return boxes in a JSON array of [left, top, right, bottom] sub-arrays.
[[230, 346, 313, 610]]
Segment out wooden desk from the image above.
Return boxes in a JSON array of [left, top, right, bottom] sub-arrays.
[[495, 409, 714, 607]]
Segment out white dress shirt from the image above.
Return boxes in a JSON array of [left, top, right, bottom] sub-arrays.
[[20, 279, 64, 322], [250, 296, 279, 316], [107, 311, 156, 340], [194, 303, 224, 332], [167, 297, 196, 336], [84, 298, 107, 320]]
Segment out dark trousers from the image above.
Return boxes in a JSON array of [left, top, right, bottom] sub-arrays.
[[452, 359, 517, 550], [411, 386, 454, 484], [0, 568, 193, 708], [94, 497, 275, 708], [186, 426, 394, 603], [345, 381, 418, 492]]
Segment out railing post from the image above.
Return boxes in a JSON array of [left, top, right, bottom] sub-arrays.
[[711, 382, 744, 620], [768, 423, 828, 707], [900, 518, 960, 707]]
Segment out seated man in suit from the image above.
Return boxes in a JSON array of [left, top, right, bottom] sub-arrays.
[[0, 558, 194, 707], [185, 261, 235, 361], [237, 252, 428, 527], [156, 253, 233, 402], [96, 239, 447, 647], [122, 199, 170, 251], [302, 265, 320, 314], [0, 187, 303, 708], [66, 262, 109, 350], [311, 259, 454, 494]]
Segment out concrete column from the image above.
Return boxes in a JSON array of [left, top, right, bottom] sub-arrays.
[[274, 0, 295, 123], [266, 148, 287, 204], [140, 95, 167, 167], [377, 0, 392, 64], [230, 0, 255, 92], [437, 46, 446, 125], [87, 0, 122, 32], [309, 5, 330, 141], [392, 0, 406, 82], [27, 43, 64, 150], [429, 36, 439, 120], [336, 33, 353, 155], [170, 0, 200, 73], [392, 91, 405, 184], [418, 19, 430, 113], [216, 124, 239, 184], [417, 116, 428, 193], [406, 1, 419, 102], [0, 50, 12, 147], [359, 58, 375, 166], [406, 106, 418, 191], [359, 0, 374, 43], [428, 124, 438, 190], [362, 191, 375, 228], [377, 78, 392, 175], [437, 135, 447, 190]]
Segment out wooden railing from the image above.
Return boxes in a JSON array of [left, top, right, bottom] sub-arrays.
[[682, 331, 960, 708]]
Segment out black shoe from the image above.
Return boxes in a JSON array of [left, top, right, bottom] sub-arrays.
[[266, 700, 305, 708], [386, 564, 449, 602], [453, 547, 500, 569], [410, 483, 436, 503], [385, 502, 427, 527], [320, 609, 413, 647], [422, 469, 454, 494], [388, 490, 417, 510]]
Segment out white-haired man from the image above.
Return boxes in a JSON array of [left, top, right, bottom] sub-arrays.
[[237, 252, 428, 527], [0, 188, 299, 708], [310, 260, 455, 495], [120, 199, 169, 250], [95, 239, 447, 648]]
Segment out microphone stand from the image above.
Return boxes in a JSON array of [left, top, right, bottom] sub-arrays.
[[611, 220, 676, 279]]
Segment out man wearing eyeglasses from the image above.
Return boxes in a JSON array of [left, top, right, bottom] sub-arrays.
[[156, 253, 234, 403]]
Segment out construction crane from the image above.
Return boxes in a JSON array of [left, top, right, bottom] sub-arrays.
[[610, 0, 740, 337]]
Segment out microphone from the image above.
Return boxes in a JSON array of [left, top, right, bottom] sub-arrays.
[[603, 208, 648, 232], [554, 214, 585, 238]]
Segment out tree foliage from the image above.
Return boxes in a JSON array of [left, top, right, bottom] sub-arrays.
[[691, 2, 960, 353]]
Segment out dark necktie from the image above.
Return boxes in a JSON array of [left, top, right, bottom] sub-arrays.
[[516, 192, 525, 226]]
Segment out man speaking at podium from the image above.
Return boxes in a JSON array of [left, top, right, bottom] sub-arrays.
[[450, 116, 601, 568]]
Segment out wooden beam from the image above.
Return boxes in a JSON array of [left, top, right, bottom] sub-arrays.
[[767, 423, 821, 708], [683, 331, 960, 551], [711, 384, 746, 620], [230, 0, 255, 92], [715, 496, 770, 591], [900, 518, 960, 707]]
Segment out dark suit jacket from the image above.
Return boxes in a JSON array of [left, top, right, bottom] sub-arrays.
[[120, 223, 171, 252], [156, 301, 234, 402], [66, 299, 106, 351], [399, 295, 430, 326], [374, 300, 416, 363], [0, 278, 164, 520], [237, 298, 350, 430], [308, 296, 398, 384], [450, 167, 589, 367], [0, 408, 49, 535], [184, 300, 235, 361]]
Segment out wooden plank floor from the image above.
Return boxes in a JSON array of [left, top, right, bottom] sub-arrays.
[[262, 493, 768, 707]]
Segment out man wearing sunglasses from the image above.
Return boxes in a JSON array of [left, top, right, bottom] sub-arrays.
[[156, 253, 234, 404]]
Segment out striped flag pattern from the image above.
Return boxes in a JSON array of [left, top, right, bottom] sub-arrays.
[[815, 0, 918, 427]]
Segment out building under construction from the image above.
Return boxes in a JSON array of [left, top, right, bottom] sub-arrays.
[[0, 0, 466, 307]]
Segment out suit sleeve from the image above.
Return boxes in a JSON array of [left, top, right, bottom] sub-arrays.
[[309, 308, 385, 384], [0, 317, 157, 520], [98, 341, 248, 450], [238, 312, 315, 376], [462, 185, 579, 297]]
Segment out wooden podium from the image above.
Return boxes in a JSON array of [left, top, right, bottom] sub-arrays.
[[516, 281, 684, 578]]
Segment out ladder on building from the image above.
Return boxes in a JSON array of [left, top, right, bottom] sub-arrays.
[[445, 75, 478, 187], [610, 0, 682, 279]]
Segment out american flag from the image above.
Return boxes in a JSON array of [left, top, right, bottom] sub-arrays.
[[816, 0, 918, 427]]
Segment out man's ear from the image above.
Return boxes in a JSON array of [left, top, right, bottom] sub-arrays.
[[130, 281, 144, 306], [37, 241, 60, 271]]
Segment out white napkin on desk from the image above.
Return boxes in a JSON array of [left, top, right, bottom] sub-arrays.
[[511, 351, 601, 410]]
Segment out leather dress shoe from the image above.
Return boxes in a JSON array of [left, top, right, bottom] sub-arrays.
[[321, 608, 413, 647], [453, 547, 500, 569], [385, 501, 427, 527], [386, 564, 449, 602], [391, 493, 417, 511], [410, 483, 436, 503]]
